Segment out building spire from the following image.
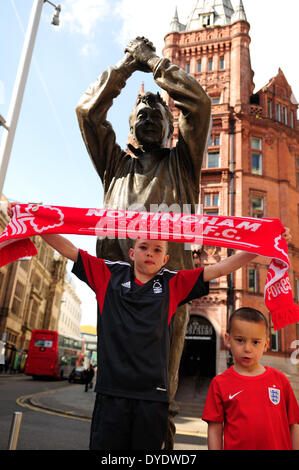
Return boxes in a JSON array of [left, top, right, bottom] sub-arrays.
[[231, 0, 247, 23], [169, 6, 185, 32]]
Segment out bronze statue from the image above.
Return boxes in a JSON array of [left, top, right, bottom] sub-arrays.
[[76, 37, 211, 449]]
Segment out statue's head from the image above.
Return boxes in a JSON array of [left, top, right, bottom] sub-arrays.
[[129, 92, 174, 151]]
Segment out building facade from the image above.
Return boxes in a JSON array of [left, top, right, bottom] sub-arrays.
[[80, 325, 97, 367], [162, 0, 299, 379], [0, 196, 67, 371], [57, 273, 82, 339]]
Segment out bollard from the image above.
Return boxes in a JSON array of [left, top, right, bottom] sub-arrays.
[[7, 412, 22, 450]]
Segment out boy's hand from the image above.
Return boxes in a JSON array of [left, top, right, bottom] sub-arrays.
[[7, 202, 16, 218], [282, 227, 291, 243]]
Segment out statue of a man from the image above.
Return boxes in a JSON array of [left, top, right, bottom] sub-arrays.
[[76, 37, 211, 449]]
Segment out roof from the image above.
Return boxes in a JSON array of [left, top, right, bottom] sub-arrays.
[[80, 325, 97, 335]]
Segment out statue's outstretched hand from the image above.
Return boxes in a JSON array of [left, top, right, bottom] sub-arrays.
[[116, 51, 139, 74], [125, 37, 157, 72]]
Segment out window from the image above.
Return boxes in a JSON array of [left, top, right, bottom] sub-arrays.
[[186, 63, 190, 73], [248, 268, 258, 293], [276, 103, 281, 121], [197, 61, 201, 73], [296, 157, 299, 188], [282, 106, 288, 125], [251, 137, 262, 175], [212, 194, 219, 206], [30, 300, 39, 329], [208, 135, 220, 147], [252, 153, 262, 175], [208, 59, 213, 71], [290, 111, 294, 128], [219, 57, 225, 70], [207, 152, 220, 168], [205, 193, 219, 207], [203, 15, 211, 26], [251, 196, 264, 218], [252, 137, 261, 151], [211, 96, 220, 104], [12, 281, 25, 317], [271, 324, 279, 351], [267, 99, 272, 118], [205, 209, 219, 215]]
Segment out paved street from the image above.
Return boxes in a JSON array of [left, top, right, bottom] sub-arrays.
[[0, 374, 90, 450], [0, 373, 208, 451]]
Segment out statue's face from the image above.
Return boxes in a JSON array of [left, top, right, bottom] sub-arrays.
[[131, 102, 169, 151]]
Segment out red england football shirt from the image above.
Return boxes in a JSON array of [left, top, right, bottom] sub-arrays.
[[202, 366, 299, 450]]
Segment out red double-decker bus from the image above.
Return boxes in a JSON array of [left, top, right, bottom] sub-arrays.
[[24, 329, 84, 379]]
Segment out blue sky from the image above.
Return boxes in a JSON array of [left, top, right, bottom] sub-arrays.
[[0, 0, 298, 326]]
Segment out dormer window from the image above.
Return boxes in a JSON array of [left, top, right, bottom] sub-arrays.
[[199, 13, 214, 27]]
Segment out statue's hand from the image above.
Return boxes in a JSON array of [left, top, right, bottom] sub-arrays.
[[125, 37, 157, 72], [116, 52, 139, 73]]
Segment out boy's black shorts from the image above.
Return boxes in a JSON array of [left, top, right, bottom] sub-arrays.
[[89, 393, 169, 450]]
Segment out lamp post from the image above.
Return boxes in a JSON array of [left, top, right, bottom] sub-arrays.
[[0, 0, 61, 196]]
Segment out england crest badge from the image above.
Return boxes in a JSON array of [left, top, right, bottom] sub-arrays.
[[268, 387, 280, 405]]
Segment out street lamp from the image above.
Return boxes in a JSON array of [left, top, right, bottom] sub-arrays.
[[0, 0, 61, 197], [46, 0, 62, 26]]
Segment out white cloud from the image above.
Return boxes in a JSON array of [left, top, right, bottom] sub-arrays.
[[61, 0, 111, 36], [113, 0, 194, 54], [79, 42, 99, 57]]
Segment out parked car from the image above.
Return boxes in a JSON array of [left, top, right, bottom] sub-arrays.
[[68, 366, 86, 384]]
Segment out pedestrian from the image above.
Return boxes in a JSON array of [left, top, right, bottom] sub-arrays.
[[84, 364, 95, 392], [29, 231, 259, 450], [202, 307, 299, 450]]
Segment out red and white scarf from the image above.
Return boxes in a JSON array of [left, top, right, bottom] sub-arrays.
[[1, 203, 299, 331]]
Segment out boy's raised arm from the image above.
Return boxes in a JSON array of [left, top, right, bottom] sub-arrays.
[[41, 234, 78, 263], [203, 251, 257, 282], [203, 227, 291, 282]]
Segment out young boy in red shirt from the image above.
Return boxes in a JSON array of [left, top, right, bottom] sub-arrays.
[[202, 307, 299, 450]]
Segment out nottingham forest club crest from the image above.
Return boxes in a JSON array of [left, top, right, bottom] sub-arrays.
[[268, 387, 280, 405]]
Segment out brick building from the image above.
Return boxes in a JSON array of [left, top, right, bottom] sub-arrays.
[[162, 0, 299, 380]]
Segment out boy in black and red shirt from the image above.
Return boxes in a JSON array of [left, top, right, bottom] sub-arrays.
[[37, 233, 258, 450]]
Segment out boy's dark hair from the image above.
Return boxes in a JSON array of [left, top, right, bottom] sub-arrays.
[[227, 307, 268, 334]]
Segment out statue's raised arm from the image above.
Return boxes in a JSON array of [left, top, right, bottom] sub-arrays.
[[76, 37, 211, 193], [75, 52, 139, 188], [125, 36, 212, 174]]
